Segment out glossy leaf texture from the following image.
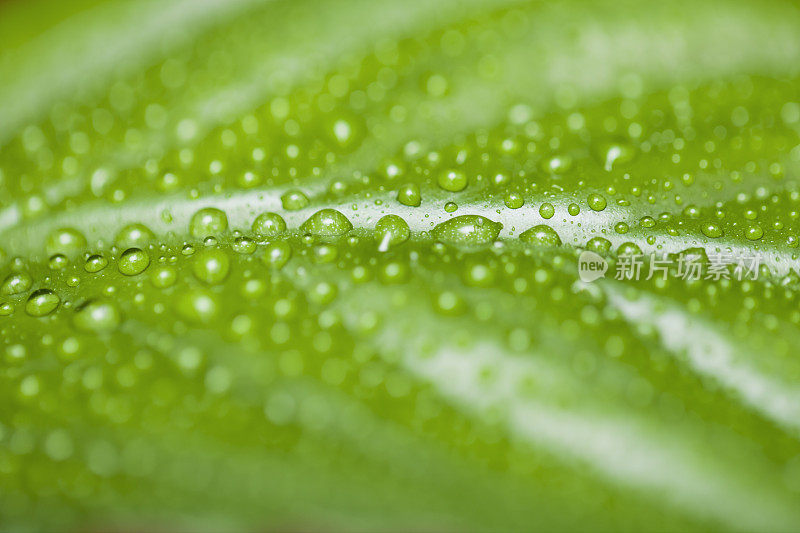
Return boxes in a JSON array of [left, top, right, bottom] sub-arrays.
[[1, 0, 800, 530]]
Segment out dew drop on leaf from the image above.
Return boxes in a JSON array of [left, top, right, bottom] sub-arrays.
[[252, 212, 287, 238], [431, 215, 502, 246], [73, 300, 122, 333], [374, 215, 410, 251], [25, 289, 60, 317], [189, 207, 228, 238], [519, 225, 562, 246], [118, 248, 150, 276], [300, 209, 353, 236], [1, 272, 33, 295]]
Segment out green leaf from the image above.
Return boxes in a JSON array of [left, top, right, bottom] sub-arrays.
[[2, 0, 800, 530]]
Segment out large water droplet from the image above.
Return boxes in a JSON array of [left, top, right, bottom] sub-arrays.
[[300, 209, 353, 236], [192, 248, 231, 284], [587, 193, 607, 212], [252, 212, 286, 238], [25, 289, 60, 317], [432, 215, 502, 246], [46, 228, 87, 258], [189, 207, 228, 238], [520, 225, 562, 246], [262, 242, 292, 269], [115, 223, 155, 248], [437, 169, 467, 192], [73, 300, 122, 333], [118, 248, 150, 276], [1, 272, 32, 295], [374, 215, 410, 251]]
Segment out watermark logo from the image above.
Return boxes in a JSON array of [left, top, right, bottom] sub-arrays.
[[578, 251, 608, 282], [577, 251, 763, 282]]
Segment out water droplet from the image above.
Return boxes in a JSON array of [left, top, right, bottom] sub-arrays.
[[192, 248, 230, 284], [150, 265, 177, 288], [46, 228, 86, 258], [118, 248, 150, 276], [586, 237, 612, 254], [232, 237, 256, 254], [332, 118, 355, 146], [431, 215, 502, 246], [189, 207, 228, 239], [520, 225, 562, 246], [617, 242, 642, 256], [280, 190, 310, 211], [587, 193, 607, 212], [568, 203, 580, 216], [639, 216, 656, 228], [312, 244, 339, 264], [397, 184, 421, 207], [252, 212, 286, 237], [176, 288, 219, 323], [541, 154, 573, 174], [375, 215, 410, 251], [25, 289, 59, 317], [444, 202, 458, 213], [504, 193, 524, 209], [84, 254, 108, 273], [262, 242, 292, 269], [745, 225, 763, 241], [379, 261, 409, 284], [701, 223, 723, 238], [464, 262, 496, 287], [599, 142, 636, 171], [49, 254, 68, 270], [1, 272, 32, 295], [115, 223, 155, 248], [437, 169, 467, 192], [539, 203, 555, 219], [614, 222, 630, 234], [434, 291, 465, 315], [300, 209, 353, 236], [73, 300, 122, 333]]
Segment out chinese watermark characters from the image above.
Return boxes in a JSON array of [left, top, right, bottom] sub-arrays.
[[578, 251, 762, 282]]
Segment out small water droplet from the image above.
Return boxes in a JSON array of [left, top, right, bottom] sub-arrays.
[[397, 184, 421, 207], [587, 193, 607, 212], [84, 254, 108, 273], [701, 223, 723, 238], [745, 225, 763, 241], [437, 169, 467, 192], [505, 193, 524, 209], [280, 190, 310, 211]]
